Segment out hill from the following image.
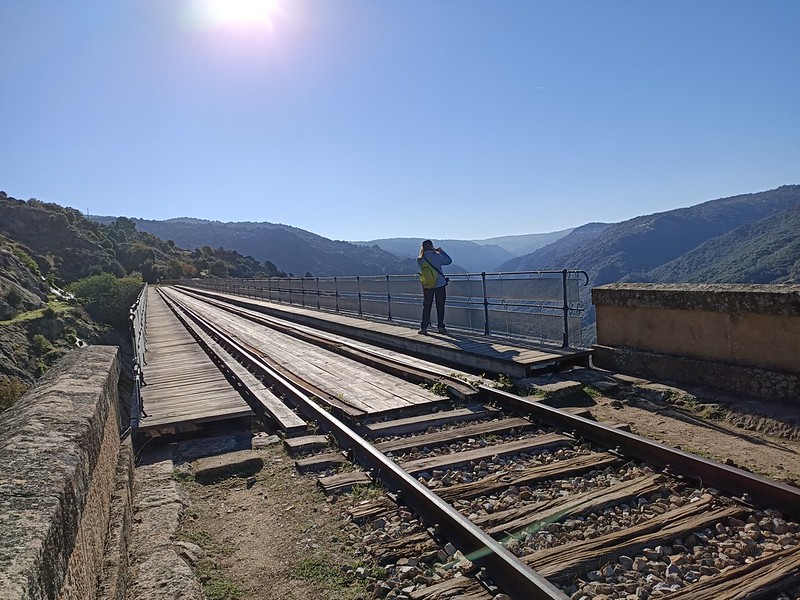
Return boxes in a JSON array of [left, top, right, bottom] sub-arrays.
[[498, 223, 611, 272], [1, 193, 311, 411], [499, 185, 800, 340], [504, 186, 800, 281], [353, 238, 513, 273], [646, 201, 800, 284], [472, 229, 574, 256], [94, 217, 419, 277], [356, 229, 575, 273]]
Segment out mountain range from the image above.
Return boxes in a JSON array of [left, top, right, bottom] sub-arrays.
[[5, 184, 800, 335], [120, 186, 800, 339], [91, 217, 418, 277], [352, 229, 573, 273]]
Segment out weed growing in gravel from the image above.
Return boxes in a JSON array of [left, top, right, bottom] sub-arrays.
[[492, 373, 516, 393], [419, 380, 449, 396], [196, 560, 246, 600], [292, 557, 349, 585], [349, 483, 384, 503], [582, 385, 602, 399]]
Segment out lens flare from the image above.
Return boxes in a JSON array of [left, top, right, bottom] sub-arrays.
[[196, 0, 284, 28]]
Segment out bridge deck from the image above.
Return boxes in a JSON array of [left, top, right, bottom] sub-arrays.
[[173, 285, 592, 378], [136, 287, 253, 432]]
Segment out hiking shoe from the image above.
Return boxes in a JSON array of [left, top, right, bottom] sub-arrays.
[[437, 326, 448, 334], [418, 328, 428, 335]]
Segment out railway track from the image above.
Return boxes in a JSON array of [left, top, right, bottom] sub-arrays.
[[154, 286, 800, 600]]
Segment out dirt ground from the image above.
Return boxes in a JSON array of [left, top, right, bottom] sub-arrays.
[[176, 436, 374, 600], [174, 376, 800, 600], [584, 377, 800, 487]]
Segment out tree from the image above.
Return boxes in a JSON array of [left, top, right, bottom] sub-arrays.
[[68, 273, 144, 328]]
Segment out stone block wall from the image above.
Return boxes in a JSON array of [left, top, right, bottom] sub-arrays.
[[0, 346, 124, 600], [592, 283, 800, 400]]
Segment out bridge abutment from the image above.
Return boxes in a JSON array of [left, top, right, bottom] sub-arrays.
[[592, 283, 800, 400]]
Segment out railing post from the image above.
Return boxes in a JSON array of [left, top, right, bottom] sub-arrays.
[[357, 276, 363, 316], [300, 277, 306, 307], [482, 272, 490, 335], [334, 277, 339, 313], [386, 275, 392, 321], [316, 277, 321, 310], [562, 269, 569, 348]]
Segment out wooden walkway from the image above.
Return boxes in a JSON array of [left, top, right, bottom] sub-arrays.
[[173, 286, 592, 378], [169, 289, 452, 417], [136, 287, 253, 433]]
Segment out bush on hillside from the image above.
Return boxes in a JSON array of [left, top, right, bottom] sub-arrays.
[[68, 272, 144, 329], [0, 376, 28, 413]]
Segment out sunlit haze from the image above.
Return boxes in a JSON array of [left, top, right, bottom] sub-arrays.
[[193, 0, 285, 29], [0, 1, 798, 241]]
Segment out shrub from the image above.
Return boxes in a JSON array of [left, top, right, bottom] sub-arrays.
[[0, 377, 28, 413], [68, 272, 144, 329], [11, 247, 41, 278], [5, 287, 23, 308], [31, 334, 54, 356]]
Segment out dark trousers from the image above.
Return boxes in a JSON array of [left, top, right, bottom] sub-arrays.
[[421, 285, 446, 329]]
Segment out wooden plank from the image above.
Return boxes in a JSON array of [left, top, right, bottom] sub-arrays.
[[484, 474, 665, 535], [137, 288, 252, 430], [525, 496, 747, 580], [410, 577, 491, 600], [437, 452, 621, 502], [664, 546, 800, 600], [399, 433, 572, 475], [363, 405, 500, 438], [348, 497, 396, 522], [178, 313, 308, 436], [284, 435, 329, 454], [375, 417, 533, 454], [177, 292, 442, 415], [295, 452, 347, 473], [317, 471, 372, 495]]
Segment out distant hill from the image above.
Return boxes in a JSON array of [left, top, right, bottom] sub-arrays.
[[355, 229, 575, 273], [353, 238, 514, 273], [472, 229, 574, 256], [499, 185, 800, 340], [94, 217, 418, 277], [498, 223, 610, 272], [504, 186, 800, 281], [1, 194, 279, 284], [646, 201, 800, 284]]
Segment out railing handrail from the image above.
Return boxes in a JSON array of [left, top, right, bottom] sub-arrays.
[[179, 269, 588, 348], [128, 283, 148, 428]]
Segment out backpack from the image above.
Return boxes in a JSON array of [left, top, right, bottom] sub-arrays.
[[419, 259, 438, 289]]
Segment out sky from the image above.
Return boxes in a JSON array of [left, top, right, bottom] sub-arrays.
[[1, 1, 798, 241]]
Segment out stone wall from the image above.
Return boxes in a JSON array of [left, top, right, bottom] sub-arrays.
[[0, 346, 125, 600], [592, 283, 800, 400]]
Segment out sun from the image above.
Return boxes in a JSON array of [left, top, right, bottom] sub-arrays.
[[197, 0, 283, 27]]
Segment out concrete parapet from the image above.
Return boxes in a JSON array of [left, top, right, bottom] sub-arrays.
[[592, 284, 800, 399], [0, 346, 121, 600]]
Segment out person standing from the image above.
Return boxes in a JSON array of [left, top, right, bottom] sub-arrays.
[[417, 239, 452, 334]]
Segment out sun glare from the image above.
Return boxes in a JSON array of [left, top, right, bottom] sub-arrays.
[[198, 0, 283, 27]]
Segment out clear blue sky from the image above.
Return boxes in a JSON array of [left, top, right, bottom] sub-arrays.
[[1, 1, 798, 241]]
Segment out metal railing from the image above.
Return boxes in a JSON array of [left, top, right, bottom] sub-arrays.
[[180, 270, 589, 348], [128, 283, 148, 428]]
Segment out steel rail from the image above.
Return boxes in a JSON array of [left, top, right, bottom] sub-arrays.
[[163, 290, 569, 600], [482, 386, 800, 519]]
